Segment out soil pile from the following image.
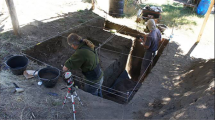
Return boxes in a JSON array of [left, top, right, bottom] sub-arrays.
[[148, 59, 215, 119]]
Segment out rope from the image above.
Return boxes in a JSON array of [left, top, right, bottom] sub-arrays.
[[19, 0, 169, 102], [22, 16, 102, 51], [72, 75, 128, 95], [21, 52, 128, 96], [127, 38, 167, 100], [95, 26, 125, 51], [73, 78, 128, 99]]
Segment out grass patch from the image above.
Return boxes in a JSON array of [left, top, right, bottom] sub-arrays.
[[0, 31, 17, 40], [160, 3, 203, 27], [139, 2, 204, 28]]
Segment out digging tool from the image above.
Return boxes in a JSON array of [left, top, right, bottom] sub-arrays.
[[13, 83, 24, 93]]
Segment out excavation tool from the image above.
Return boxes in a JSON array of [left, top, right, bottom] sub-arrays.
[[62, 72, 83, 120], [13, 83, 24, 93]]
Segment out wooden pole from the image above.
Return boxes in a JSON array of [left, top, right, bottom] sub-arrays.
[[5, 0, 20, 36], [91, 0, 95, 10], [196, 0, 214, 44]]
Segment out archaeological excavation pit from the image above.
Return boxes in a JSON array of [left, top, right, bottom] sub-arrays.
[[23, 18, 169, 104]]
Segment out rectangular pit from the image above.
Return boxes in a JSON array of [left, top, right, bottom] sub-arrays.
[[23, 18, 133, 97], [23, 18, 169, 104]]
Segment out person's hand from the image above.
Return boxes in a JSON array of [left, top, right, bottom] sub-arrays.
[[138, 38, 143, 42], [143, 34, 148, 42], [62, 66, 69, 72]]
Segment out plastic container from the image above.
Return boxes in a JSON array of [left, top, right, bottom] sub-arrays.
[[5, 55, 29, 75], [196, 0, 211, 15], [37, 67, 60, 88]]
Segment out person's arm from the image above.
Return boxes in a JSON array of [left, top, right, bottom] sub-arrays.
[[63, 50, 84, 72], [143, 34, 151, 49]]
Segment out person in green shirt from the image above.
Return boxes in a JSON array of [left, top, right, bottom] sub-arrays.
[[62, 33, 104, 97]]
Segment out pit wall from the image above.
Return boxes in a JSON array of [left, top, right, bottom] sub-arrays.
[[61, 25, 133, 88], [23, 19, 133, 90], [104, 20, 169, 81]]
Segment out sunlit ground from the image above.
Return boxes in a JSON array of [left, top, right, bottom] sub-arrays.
[[0, 0, 214, 59], [0, 0, 91, 32]]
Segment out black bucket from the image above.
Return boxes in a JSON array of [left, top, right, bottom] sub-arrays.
[[5, 55, 29, 75], [109, 0, 124, 17], [38, 67, 60, 88]]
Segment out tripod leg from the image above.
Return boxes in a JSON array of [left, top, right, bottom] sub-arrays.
[[71, 95, 76, 120], [74, 91, 83, 105], [62, 92, 69, 108]]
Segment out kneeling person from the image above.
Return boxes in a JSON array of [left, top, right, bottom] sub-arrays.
[[62, 33, 104, 97]]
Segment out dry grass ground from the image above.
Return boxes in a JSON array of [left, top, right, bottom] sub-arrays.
[[0, 0, 214, 119]]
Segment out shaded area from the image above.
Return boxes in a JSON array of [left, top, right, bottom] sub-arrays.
[[22, 17, 134, 103], [132, 40, 214, 119], [186, 42, 198, 56], [104, 20, 169, 81]]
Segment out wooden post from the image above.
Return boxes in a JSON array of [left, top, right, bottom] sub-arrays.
[[196, 0, 214, 44], [5, 0, 20, 36], [91, 0, 95, 10]]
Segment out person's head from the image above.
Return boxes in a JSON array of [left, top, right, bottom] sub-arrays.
[[67, 33, 83, 50], [147, 19, 156, 31]]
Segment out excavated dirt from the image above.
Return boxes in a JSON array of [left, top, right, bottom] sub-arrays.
[[0, 0, 214, 119]]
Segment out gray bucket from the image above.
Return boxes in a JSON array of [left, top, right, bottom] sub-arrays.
[[37, 67, 60, 88]]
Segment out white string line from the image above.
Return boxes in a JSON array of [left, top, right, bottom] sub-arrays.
[[21, 53, 51, 67], [83, 24, 146, 36], [72, 75, 128, 95], [21, 16, 102, 51], [22, 34, 168, 102], [2, 10, 98, 34], [127, 38, 167, 100], [99, 47, 152, 61], [59, 34, 155, 62], [82, 25, 103, 29], [72, 78, 128, 99], [22, 2, 164, 100], [23, 17, 165, 101], [82, 24, 166, 40], [21, 52, 129, 95], [96, 26, 125, 51], [59, 34, 152, 61], [25, 53, 128, 96]]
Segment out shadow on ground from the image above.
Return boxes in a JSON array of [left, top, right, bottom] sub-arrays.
[[133, 40, 214, 119]]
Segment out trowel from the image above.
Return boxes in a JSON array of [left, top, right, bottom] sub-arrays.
[[13, 83, 24, 93]]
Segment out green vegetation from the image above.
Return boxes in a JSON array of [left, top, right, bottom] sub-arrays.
[[123, 1, 204, 28], [159, 3, 203, 27], [139, 3, 203, 28]]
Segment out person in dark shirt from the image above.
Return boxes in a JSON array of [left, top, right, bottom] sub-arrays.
[[62, 33, 103, 97], [139, 19, 161, 78]]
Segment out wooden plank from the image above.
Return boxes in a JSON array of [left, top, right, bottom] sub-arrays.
[[196, 0, 214, 44], [5, 0, 20, 36]]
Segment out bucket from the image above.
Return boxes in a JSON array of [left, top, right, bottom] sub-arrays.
[[109, 0, 124, 17], [5, 55, 29, 75], [37, 67, 60, 88]]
